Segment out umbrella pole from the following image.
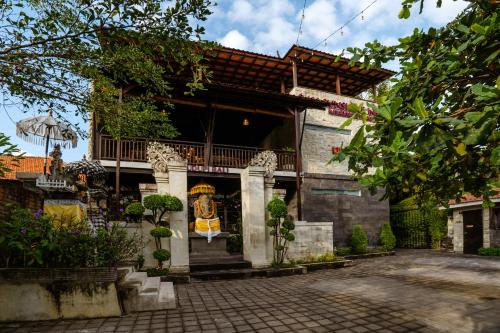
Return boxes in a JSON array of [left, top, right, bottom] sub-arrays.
[[43, 128, 51, 176]]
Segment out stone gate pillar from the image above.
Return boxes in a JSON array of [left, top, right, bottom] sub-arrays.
[[241, 166, 269, 267], [264, 177, 275, 264], [147, 143, 189, 273]]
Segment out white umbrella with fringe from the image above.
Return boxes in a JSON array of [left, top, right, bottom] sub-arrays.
[[16, 110, 78, 175]]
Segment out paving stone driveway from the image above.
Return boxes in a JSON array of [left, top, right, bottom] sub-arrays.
[[2, 250, 500, 333]]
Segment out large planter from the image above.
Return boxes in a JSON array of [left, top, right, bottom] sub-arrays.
[[0, 267, 121, 322]]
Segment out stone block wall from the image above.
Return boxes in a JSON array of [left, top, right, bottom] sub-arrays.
[[290, 86, 369, 175], [301, 174, 389, 246], [287, 221, 333, 259], [0, 180, 42, 220]]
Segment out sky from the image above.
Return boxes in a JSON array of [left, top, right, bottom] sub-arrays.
[[0, 0, 469, 162]]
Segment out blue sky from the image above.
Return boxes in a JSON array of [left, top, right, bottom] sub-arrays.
[[0, 0, 468, 162]]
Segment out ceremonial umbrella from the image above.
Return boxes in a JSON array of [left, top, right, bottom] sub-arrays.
[[64, 158, 107, 188], [16, 110, 78, 175]]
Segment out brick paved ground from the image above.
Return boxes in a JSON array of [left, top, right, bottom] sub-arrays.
[[2, 250, 500, 333]]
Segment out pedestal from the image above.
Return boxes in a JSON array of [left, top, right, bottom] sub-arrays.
[[189, 232, 231, 259]]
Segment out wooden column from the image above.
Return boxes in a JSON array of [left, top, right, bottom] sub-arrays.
[[292, 61, 298, 88], [371, 84, 377, 101], [280, 79, 286, 93], [293, 106, 303, 221], [115, 88, 122, 212], [336, 75, 341, 95], [204, 106, 216, 166]]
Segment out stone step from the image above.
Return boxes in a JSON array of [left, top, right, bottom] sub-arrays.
[[158, 282, 176, 309], [123, 271, 148, 287], [140, 276, 161, 294]]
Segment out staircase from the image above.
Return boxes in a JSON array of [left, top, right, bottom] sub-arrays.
[[117, 267, 176, 313]]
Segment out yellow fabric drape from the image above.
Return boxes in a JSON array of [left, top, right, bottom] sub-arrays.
[[44, 204, 86, 228]]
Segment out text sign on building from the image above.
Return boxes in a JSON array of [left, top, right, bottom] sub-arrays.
[[187, 165, 229, 173]]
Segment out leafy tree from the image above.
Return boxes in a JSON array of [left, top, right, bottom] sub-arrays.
[[0, 133, 22, 177], [350, 224, 368, 254], [379, 222, 396, 251], [331, 0, 499, 206], [0, 0, 214, 136]]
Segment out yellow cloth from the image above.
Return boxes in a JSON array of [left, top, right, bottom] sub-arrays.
[[194, 218, 221, 243], [44, 204, 86, 228]]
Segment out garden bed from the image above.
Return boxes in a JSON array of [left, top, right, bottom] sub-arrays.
[[343, 251, 396, 260], [300, 259, 353, 271]]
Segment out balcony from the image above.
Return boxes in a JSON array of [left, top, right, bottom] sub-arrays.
[[95, 135, 296, 172]]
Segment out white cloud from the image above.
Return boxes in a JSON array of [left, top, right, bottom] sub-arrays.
[[226, 0, 254, 23], [254, 17, 296, 53], [420, 0, 469, 25], [218, 30, 251, 50], [301, 0, 339, 42]]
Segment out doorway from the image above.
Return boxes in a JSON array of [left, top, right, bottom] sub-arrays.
[[463, 209, 483, 254]]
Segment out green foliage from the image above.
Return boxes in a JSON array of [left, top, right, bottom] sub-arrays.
[[0, 208, 141, 268], [0, 133, 23, 178], [226, 234, 243, 253], [125, 202, 145, 223], [150, 226, 172, 238], [266, 197, 288, 219], [379, 222, 397, 251], [336, 247, 352, 256], [351, 225, 368, 254], [153, 249, 171, 262], [289, 252, 337, 265], [142, 194, 182, 268], [316, 252, 336, 262], [145, 268, 169, 277], [266, 197, 294, 266], [0, 0, 214, 136], [330, 1, 500, 207], [478, 247, 500, 256]]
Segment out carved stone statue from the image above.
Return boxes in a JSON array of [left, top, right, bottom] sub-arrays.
[[190, 182, 220, 243], [249, 150, 277, 178], [146, 142, 185, 173], [49, 144, 62, 180]]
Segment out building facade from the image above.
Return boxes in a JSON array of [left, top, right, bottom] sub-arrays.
[[90, 45, 393, 266]]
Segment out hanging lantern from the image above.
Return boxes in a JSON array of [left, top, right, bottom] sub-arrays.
[[243, 117, 250, 126]]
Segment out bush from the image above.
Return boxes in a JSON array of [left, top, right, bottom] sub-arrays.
[[336, 247, 351, 256], [379, 222, 396, 251], [150, 226, 172, 238], [266, 198, 288, 219], [351, 225, 368, 254], [317, 252, 336, 262], [164, 195, 183, 212], [478, 247, 500, 256], [227, 234, 243, 253], [125, 202, 145, 223], [153, 249, 171, 262], [266, 197, 294, 266], [0, 208, 141, 268], [143, 194, 166, 211]]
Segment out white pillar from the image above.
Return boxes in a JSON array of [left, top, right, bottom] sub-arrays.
[[163, 162, 189, 273], [453, 209, 464, 253], [241, 166, 269, 268], [483, 207, 491, 248], [264, 177, 275, 264]]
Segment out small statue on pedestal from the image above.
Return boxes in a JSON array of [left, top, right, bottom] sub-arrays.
[[190, 182, 221, 242]]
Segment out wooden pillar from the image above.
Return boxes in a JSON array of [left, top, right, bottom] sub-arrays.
[[371, 84, 377, 100], [336, 75, 341, 95], [292, 61, 298, 88], [115, 88, 122, 212], [293, 107, 303, 221], [280, 79, 286, 93], [204, 106, 216, 166]]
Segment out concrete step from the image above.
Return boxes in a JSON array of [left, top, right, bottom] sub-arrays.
[[158, 282, 176, 309], [140, 277, 161, 294], [122, 272, 147, 287]]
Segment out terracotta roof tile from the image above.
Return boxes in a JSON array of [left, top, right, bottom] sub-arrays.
[[0, 156, 52, 180], [449, 190, 500, 205]]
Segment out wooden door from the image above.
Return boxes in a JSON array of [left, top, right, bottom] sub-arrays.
[[463, 209, 483, 254]]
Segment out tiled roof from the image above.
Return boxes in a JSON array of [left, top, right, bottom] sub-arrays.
[[449, 191, 500, 205], [0, 156, 52, 180]]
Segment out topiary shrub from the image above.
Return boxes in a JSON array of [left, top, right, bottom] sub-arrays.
[[142, 194, 183, 269], [125, 202, 145, 223], [351, 224, 368, 254], [379, 222, 396, 251], [266, 197, 295, 266], [478, 247, 500, 256]]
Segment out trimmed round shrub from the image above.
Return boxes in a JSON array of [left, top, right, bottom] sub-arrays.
[[266, 197, 288, 218], [351, 224, 368, 254], [143, 194, 165, 211], [125, 202, 145, 221], [150, 226, 172, 238], [164, 194, 183, 212], [379, 222, 396, 251], [153, 249, 171, 262]]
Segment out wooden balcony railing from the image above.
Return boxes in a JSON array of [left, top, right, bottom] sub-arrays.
[[96, 135, 296, 171]]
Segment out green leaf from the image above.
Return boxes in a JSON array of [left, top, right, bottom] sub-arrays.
[[496, 75, 500, 90], [413, 97, 428, 119], [399, 6, 410, 19], [350, 126, 365, 148], [454, 143, 467, 156], [491, 147, 500, 166], [339, 116, 354, 129]]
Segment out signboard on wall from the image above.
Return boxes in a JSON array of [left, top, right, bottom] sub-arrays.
[[187, 165, 229, 173]]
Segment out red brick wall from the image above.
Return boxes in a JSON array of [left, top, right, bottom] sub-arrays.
[[0, 180, 43, 220]]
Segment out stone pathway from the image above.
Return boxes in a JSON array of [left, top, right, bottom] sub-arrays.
[[2, 250, 500, 333]]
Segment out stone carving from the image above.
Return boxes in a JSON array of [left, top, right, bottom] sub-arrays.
[[249, 150, 277, 178], [147, 142, 185, 173]]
